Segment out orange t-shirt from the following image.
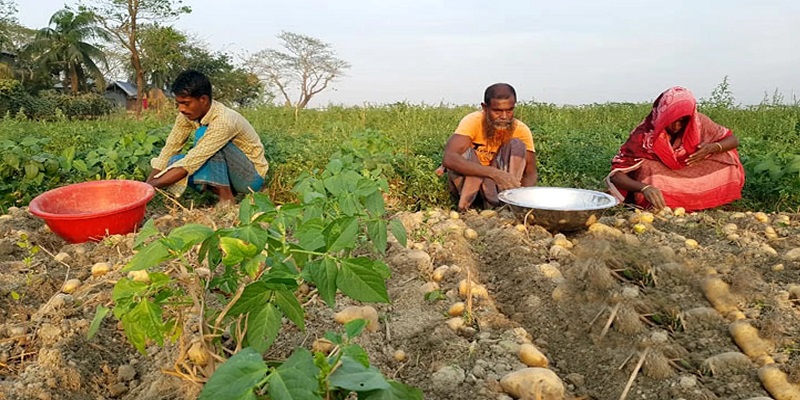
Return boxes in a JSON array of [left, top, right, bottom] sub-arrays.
[[454, 111, 535, 166]]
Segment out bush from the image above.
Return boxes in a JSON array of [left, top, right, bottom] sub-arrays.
[[0, 80, 114, 120]]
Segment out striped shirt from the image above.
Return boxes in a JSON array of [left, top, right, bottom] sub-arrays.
[[151, 100, 269, 177]]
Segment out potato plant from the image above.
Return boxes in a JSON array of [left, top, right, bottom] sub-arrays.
[[102, 146, 416, 399]]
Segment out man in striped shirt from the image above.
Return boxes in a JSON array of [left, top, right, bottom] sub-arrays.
[[146, 70, 269, 205]]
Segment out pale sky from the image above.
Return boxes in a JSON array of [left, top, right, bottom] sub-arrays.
[[16, 0, 800, 107]]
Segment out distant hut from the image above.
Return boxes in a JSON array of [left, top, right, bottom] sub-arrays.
[[104, 81, 138, 110]]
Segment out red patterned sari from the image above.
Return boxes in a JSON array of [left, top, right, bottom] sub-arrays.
[[605, 87, 744, 211]]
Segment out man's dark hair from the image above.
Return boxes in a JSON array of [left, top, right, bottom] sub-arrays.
[[483, 83, 516, 105], [172, 70, 212, 100]]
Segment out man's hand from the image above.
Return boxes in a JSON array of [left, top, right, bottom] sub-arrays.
[[686, 142, 717, 166], [492, 170, 522, 191], [642, 185, 666, 210]]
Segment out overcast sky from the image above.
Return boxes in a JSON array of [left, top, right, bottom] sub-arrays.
[[16, 0, 800, 107]]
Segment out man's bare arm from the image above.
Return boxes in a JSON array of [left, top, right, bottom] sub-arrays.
[[442, 134, 521, 190], [521, 150, 537, 187]]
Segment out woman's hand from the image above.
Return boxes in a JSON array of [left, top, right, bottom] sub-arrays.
[[686, 142, 720, 166], [641, 185, 666, 210]]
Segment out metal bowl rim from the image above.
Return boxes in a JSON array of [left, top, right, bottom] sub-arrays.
[[498, 186, 619, 211]]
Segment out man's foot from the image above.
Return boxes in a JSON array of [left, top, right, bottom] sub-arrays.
[[215, 198, 237, 210]]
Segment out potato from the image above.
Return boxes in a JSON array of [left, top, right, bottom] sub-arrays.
[[673, 207, 686, 216], [128, 270, 150, 283], [633, 223, 647, 234], [630, 212, 654, 224], [765, 226, 778, 240], [754, 212, 769, 223], [54, 252, 71, 263], [701, 276, 739, 315], [62, 279, 81, 294], [449, 302, 466, 317], [187, 341, 209, 366], [685, 239, 699, 249], [393, 349, 407, 362], [500, 368, 565, 399], [730, 320, 774, 359], [722, 223, 738, 235], [758, 364, 800, 400], [334, 306, 379, 332], [458, 279, 489, 299], [588, 222, 623, 238], [446, 317, 464, 331], [432, 265, 449, 282], [449, 211, 460, 219], [312, 338, 335, 354], [464, 228, 478, 240], [91, 262, 111, 277], [480, 210, 497, 218], [515, 224, 527, 232], [552, 234, 573, 249], [519, 343, 549, 368]]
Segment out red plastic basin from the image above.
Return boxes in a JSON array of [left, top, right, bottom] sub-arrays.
[[29, 180, 155, 243]]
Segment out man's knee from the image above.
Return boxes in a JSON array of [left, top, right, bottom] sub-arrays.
[[507, 138, 526, 154]]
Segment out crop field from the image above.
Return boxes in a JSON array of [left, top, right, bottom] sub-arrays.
[[1, 102, 800, 400]]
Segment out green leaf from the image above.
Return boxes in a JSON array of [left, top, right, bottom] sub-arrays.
[[111, 278, 148, 306], [329, 356, 390, 392], [359, 381, 424, 400], [220, 236, 259, 266], [342, 344, 370, 368], [367, 220, 388, 255], [134, 219, 160, 249], [344, 319, 367, 339], [87, 305, 110, 340], [273, 289, 305, 331], [337, 259, 390, 303], [325, 217, 358, 253], [296, 218, 326, 251], [234, 224, 270, 252], [124, 241, 171, 272], [24, 162, 39, 180], [238, 196, 255, 225], [364, 190, 385, 216], [199, 347, 268, 400], [389, 220, 407, 248], [121, 300, 164, 354], [199, 233, 222, 269], [267, 348, 322, 400], [168, 224, 215, 251], [246, 303, 282, 353], [304, 258, 338, 308], [72, 159, 88, 172], [229, 282, 272, 317]]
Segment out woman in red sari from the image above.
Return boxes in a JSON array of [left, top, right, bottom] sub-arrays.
[[606, 86, 744, 211]]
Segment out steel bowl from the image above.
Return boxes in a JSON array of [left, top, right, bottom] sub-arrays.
[[498, 186, 619, 231]]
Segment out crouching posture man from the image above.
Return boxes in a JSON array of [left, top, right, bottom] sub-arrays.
[[440, 83, 537, 211], [146, 70, 269, 205]]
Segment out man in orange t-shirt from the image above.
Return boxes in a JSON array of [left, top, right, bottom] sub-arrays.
[[440, 83, 537, 211]]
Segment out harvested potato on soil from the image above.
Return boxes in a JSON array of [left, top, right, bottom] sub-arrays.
[[730, 320, 774, 359], [393, 349, 407, 362], [500, 368, 565, 399], [758, 364, 800, 400], [449, 302, 465, 317], [464, 228, 478, 240], [588, 222, 623, 238], [334, 306, 379, 332], [62, 279, 81, 294], [128, 269, 150, 283], [91, 262, 110, 277], [312, 338, 335, 354], [187, 341, 208, 366], [432, 265, 449, 282], [446, 317, 464, 331], [519, 343, 549, 368], [701, 276, 740, 315]]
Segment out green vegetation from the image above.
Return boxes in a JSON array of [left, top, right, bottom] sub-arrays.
[[1, 100, 799, 212]]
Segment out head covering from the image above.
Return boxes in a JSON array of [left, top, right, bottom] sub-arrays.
[[612, 86, 701, 170]]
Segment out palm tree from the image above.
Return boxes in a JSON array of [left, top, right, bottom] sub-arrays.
[[28, 9, 109, 95]]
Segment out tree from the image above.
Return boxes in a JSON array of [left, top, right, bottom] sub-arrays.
[[247, 31, 350, 111], [0, 0, 16, 50], [27, 9, 109, 94], [80, 0, 190, 113]]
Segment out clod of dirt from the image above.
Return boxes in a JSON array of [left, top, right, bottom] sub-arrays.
[[431, 365, 466, 394]]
